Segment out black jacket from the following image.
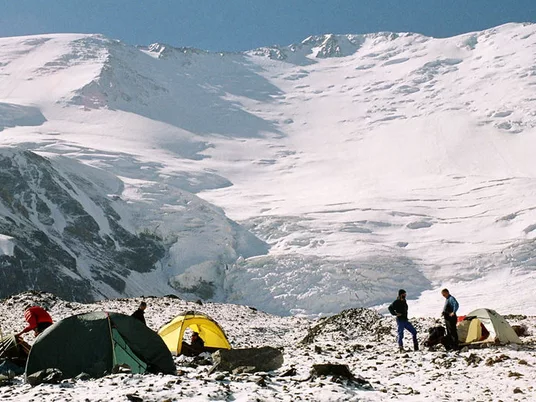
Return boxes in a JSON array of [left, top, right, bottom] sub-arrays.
[[131, 309, 146, 325], [388, 298, 409, 321], [191, 336, 205, 352]]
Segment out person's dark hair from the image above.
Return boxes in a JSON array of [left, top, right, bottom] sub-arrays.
[[139, 301, 147, 308], [441, 288, 449, 294], [398, 289, 407, 297]]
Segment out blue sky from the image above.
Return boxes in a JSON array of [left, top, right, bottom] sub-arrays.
[[1, 0, 535, 51]]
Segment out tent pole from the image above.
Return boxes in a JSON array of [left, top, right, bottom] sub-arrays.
[[106, 313, 117, 367]]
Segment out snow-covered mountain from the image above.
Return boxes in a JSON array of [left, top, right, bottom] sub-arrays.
[[1, 23, 536, 316]]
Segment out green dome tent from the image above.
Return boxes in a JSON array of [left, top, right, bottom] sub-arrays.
[[25, 311, 175, 379]]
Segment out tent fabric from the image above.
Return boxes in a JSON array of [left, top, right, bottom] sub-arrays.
[[466, 318, 483, 343], [25, 312, 175, 379], [158, 311, 231, 355], [456, 317, 470, 342], [0, 359, 24, 377], [459, 308, 521, 345], [111, 328, 147, 374], [0, 335, 31, 368]]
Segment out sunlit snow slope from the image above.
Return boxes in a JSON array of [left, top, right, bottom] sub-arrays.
[[1, 24, 536, 315]]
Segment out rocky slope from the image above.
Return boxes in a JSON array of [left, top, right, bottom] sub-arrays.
[[0, 292, 535, 401], [0, 149, 166, 300]]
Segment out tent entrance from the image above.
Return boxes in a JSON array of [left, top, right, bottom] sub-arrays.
[[466, 318, 482, 343], [111, 328, 147, 374]]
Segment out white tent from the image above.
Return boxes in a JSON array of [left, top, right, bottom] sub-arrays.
[[458, 308, 521, 345]]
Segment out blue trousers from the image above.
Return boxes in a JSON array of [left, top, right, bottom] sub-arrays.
[[397, 319, 417, 347]]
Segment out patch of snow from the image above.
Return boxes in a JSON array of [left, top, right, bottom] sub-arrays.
[[0, 234, 15, 256]]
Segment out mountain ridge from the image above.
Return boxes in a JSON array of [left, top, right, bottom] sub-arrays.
[[1, 23, 536, 315]]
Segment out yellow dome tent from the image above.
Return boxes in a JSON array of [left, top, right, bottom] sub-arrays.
[[158, 311, 231, 355]]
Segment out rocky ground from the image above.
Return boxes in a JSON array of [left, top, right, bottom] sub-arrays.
[[0, 292, 535, 401]]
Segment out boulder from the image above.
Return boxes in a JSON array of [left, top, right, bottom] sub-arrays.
[[26, 368, 63, 386], [210, 346, 283, 374], [126, 394, 144, 402], [280, 367, 297, 377], [311, 364, 355, 379], [310, 364, 372, 388], [511, 325, 527, 337], [74, 372, 91, 381]]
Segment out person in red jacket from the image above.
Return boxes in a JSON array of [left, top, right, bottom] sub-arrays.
[[17, 305, 53, 337]]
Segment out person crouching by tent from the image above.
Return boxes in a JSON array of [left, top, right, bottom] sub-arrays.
[[131, 301, 147, 325], [388, 289, 419, 352], [16, 305, 53, 338], [181, 332, 205, 357], [441, 288, 459, 348]]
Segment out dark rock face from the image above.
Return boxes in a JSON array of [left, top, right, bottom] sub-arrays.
[[211, 346, 284, 373], [0, 149, 165, 301]]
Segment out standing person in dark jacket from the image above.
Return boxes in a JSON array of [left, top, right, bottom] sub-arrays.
[[131, 302, 147, 325], [441, 289, 459, 348], [388, 289, 419, 351]]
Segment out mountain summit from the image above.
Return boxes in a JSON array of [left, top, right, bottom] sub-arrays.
[[1, 23, 536, 315]]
